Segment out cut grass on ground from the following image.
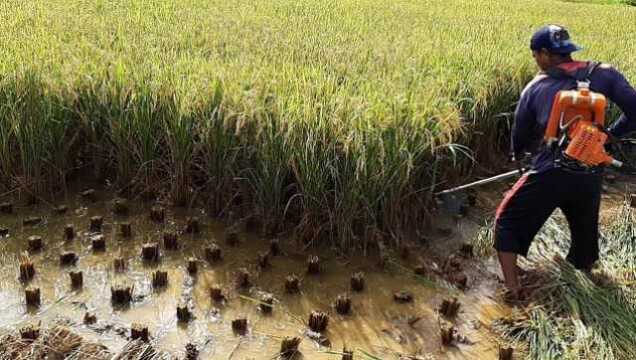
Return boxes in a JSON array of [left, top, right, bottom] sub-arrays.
[[479, 201, 636, 359]]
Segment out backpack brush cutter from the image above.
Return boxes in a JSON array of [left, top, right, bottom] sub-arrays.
[[434, 139, 636, 215]]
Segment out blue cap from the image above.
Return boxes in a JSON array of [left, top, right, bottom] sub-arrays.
[[530, 25, 583, 54]]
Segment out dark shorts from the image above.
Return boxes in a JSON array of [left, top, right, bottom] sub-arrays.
[[494, 167, 602, 270]]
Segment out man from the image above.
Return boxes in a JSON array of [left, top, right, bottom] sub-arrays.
[[494, 24, 636, 298]]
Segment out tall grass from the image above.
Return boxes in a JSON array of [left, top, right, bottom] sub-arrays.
[[0, 0, 634, 247]]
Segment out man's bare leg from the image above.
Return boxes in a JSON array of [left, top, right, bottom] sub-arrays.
[[497, 251, 520, 296]]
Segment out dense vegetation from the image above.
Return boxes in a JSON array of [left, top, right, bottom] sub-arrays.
[[1, 0, 634, 247], [563, 0, 636, 5]]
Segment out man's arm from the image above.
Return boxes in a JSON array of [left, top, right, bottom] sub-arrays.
[[603, 67, 636, 138], [511, 86, 536, 160]]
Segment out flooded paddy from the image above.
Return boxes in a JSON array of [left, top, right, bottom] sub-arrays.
[[0, 190, 501, 359]]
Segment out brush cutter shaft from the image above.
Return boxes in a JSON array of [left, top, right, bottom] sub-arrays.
[[435, 170, 523, 196]]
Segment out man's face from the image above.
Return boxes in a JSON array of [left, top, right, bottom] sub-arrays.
[[532, 50, 551, 71]]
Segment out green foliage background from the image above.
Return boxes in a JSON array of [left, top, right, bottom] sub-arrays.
[[0, 0, 634, 246]]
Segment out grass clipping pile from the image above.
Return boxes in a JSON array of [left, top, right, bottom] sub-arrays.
[[479, 200, 636, 359], [0, 325, 169, 360]]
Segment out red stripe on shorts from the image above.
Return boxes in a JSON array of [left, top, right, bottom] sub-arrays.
[[495, 174, 529, 221]]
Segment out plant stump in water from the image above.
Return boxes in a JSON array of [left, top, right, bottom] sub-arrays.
[[0, 227, 9, 237], [152, 270, 168, 288], [114, 257, 126, 272], [285, 274, 300, 294], [399, 243, 411, 260], [187, 257, 198, 274], [236, 268, 251, 289], [142, 242, 160, 262], [210, 285, 226, 302], [20, 323, 40, 341], [131, 323, 149, 342], [350, 272, 365, 292], [269, 238, 280, 256], [91, 234, 106, 252], [80, 189, 97, 202], [440, 298, 461, 318], [23, 216, 42, 227], [631, 194, 636, 208], [225, 230, 239, 247], [177, 302, 192, 322], [450, 272, 468, 290], [84, 312, 97, 325], [70, 271, 83, 289], [53, 205, 69, 215], [111, 284, 133, 305], [377, 241, 389, 269], [414, 263, 428, 276], [259, 293, 274, 314], [64, 224, 75, 241], [112, 198, 129, 215], [25, 287, 41, 307], [185, 343, 199, 360], [19, 255, 35, 282], [184, 216, 200, 234], [393, 291, 413, 303], [163, 231, 178, 250], [0, 201, 13, 214], [440, 325, 457, 346], [258, 251, 270, 269], [459, 243, 474, 258], [120, 222, 132, 238], [280, 337, 302, 358], [27, 235, 43, 253], [60, 251, 78, 266], [89, 216, 103, 233], [205, 243, 222, 263], [307, 255, 320, 275], [499, 347, 514, 360], [341, 347, 353, 360], [308, 311, 329, 333], [231, 318, 248, 335], [334, 294, 351, 315], [444, 254, 462, 272], [150, 206, 165, 223]]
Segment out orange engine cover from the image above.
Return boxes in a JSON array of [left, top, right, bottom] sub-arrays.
[[564, 121, 613, 167], [544, 85, 616, 167], [544, 87, 607, 141]]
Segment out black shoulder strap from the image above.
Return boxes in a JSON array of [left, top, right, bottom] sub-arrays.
[[546, 61, 601, 83], [575, 61, 600, 82]]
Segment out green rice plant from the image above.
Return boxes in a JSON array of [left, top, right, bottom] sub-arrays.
[[0, 0, 634, 247], [562, 0, 635, 5]]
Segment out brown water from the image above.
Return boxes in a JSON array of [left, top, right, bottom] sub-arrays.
[[0, 191, 503, 359]]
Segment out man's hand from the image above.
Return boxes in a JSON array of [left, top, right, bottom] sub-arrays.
[[606, 137, 636, 174], [510, 152, 531, 175]]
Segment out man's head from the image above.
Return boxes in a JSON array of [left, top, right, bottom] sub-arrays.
[[530, 25, 582, 71]]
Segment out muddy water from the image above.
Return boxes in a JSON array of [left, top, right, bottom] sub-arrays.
[[0, 191, 502, 359]]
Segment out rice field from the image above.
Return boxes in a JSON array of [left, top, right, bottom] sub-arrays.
[[0, 190, 493, 359], [1, 0, 635, 248]]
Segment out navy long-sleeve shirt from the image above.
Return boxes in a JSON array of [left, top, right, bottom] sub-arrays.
[[512, 61, 636, 173]]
